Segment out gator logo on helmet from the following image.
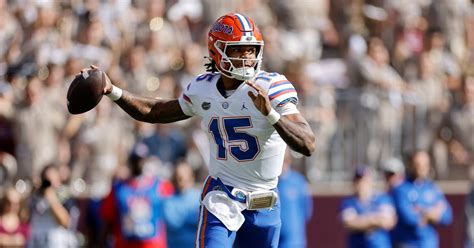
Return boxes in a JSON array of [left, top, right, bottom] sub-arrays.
[[211, 22, 233, 35]]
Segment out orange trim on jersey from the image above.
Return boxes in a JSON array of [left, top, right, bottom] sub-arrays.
[[269, 79, 291, 88], [268, 89, 296, 100], [200, 209, 208, 248], [197, 177, 212, 247], [201, 177, 212, 200]]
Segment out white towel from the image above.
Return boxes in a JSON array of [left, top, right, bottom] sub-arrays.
[[202, 190, 246, 231]]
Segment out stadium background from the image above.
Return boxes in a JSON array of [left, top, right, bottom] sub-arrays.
[[0, 0, 473, 247]]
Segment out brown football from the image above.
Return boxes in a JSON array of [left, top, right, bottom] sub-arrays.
[[67, 68, 105, 114]]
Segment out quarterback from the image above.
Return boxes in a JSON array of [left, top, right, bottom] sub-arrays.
[[87, 13, 315, 248]]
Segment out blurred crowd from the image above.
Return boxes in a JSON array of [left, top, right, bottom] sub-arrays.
[[0, 0, 473, 247]]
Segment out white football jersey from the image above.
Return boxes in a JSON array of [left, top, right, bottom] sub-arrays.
[[178, 71, 299, 191]]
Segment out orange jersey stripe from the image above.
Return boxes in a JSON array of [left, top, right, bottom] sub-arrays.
[[201, 177, 212, 200], [200, 208, 208, 247]]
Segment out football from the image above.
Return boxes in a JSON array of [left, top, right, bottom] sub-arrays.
[[67, 68, 105, 114]]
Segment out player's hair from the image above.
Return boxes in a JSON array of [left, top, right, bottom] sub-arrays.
[[204, 57, 218, 73]]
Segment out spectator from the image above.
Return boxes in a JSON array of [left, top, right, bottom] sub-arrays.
[[27, 164, 79, 248], [0, 81, 15, 155], [69, 100, 127, 199], [382, 157, 406, 193], [356, 37, 406, 168], [411, 54, 450, 151], [140, 123, 188, 175], [391, 16, 427, 82], [444, 76, 474, 169], [13, 76, 65, 181], [0, 187, 29, 247], [381, 157, 406, 245], [100, 142, 174, 248], [431, 74, 474, 180], [0, 152, 17, 190], [427, 0, 469, 61], [43, 62, 67, 112], [423, 28, 462, 96], [121, 46, 156, 97], [72, 19, 112, 70], [163, 161, 200, 248], [340, 165, 396, 248], [390, 150, 453, 247], [278, 150, 313, 248]]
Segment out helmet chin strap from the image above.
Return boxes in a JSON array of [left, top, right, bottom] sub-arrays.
[[230, 66, 255, 81]]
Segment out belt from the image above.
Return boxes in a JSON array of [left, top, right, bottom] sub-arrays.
[[215, 177, 246, 203], [214, 177, 278, 210]]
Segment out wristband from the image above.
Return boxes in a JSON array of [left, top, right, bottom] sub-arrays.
[[266, 108, 280, 125], [106, 85, 123, 101]]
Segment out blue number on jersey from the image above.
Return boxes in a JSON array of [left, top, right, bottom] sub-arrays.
[[209, 117, 226, 159], [197, 73, 217, 82], [254, 72, 279, 82], [208, 117, 260, 161]]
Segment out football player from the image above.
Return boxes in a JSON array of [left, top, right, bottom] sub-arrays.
[[86, 13, 315, 248]]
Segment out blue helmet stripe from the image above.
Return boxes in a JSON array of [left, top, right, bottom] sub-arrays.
[[242, 15, 254, 36], [235, 13, 253, 37]]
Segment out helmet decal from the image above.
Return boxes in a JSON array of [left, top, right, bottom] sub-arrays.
[[210, 22, 234, 35]]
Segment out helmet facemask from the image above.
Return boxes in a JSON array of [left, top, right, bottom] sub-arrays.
[[214, 39, 264, 81]]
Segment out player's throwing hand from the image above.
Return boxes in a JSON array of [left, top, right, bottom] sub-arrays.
[[78, 65, 113, 95]]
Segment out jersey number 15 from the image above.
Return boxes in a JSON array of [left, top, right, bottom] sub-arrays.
[[208, 117, 260, 162]]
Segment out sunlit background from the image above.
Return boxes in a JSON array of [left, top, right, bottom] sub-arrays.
[[0, 0, 473, 247]]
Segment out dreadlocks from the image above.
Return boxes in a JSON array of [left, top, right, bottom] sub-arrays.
[[204, 57, 218, 73]]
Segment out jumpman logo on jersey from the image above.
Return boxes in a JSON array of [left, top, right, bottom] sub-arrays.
[[241, 103, 248, 110]]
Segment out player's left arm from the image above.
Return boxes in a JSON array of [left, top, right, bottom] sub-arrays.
[[246, 81, 315, 156], [273, 114, 315, 156]]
